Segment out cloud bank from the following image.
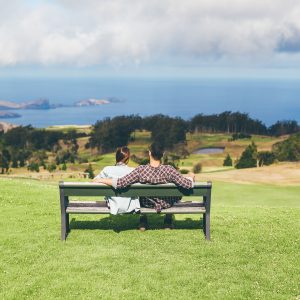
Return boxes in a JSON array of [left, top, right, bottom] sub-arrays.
[[1, 0, 300, 68]]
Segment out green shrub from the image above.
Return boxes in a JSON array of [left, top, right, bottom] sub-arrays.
[[27, 162, 40, 172], [258, 151, 275, 166], [223, 154, 233, 166], [47, 163, 57, 173], [78, 157, 89, 163], [180, 169, 189, 174], [230, 133, 252, 141], [139, 158, 150, 165], [193, 163, 202, 174]]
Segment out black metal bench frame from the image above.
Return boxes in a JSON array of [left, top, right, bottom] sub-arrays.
[[59, 181, 212, 241]]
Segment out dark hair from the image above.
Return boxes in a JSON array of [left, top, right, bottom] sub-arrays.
[[116, 146, 130, 164], [149, 143, 164, 160]]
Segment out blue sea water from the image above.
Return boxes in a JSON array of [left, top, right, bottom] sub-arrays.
[[0, 77, 299, 127]]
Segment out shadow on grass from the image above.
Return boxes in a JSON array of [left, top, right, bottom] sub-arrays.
[[70, 215, 203, 233]]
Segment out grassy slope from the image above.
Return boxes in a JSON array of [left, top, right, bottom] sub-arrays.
[[1, 178, 299, 299]]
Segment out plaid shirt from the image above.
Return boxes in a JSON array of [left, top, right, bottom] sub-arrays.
[[112, 164, 193, 189]]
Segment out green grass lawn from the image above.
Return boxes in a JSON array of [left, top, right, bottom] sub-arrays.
[[1, 178, 299, 299]]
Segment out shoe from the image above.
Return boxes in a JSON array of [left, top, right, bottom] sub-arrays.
[[163, 214, 173, 230], [138, 215, 148, 231]]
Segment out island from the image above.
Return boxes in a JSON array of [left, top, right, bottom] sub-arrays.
[[74, 98, 110, 107], [0, 98, 119, 110], [0, 97, 121, 119], [0, 99, 52, 110], [0, 111, 21, 119]]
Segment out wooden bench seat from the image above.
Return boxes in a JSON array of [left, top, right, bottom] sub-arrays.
[[66, 201, 206, 214], [59, 181, 212, 241]]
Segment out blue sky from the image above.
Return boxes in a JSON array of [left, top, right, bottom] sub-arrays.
[[1, 0, 300, 78]]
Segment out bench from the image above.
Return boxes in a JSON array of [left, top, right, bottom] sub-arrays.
[[59, 181, 212, 241]]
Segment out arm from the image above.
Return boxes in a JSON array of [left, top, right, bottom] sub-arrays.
[[169, 166, 194, 189], [93, 168, 108, 180], [93, 177, 113, 186], [114, 167, 140, 189]]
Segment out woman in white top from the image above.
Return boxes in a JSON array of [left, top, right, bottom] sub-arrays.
[[93, 146, 140, 215]]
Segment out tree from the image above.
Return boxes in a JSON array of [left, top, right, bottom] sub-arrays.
[[143, 115, 188, 149], [235, 142, 258, 169], [0, 149, 11, 173], [18, 150, 31, 167], [89, 116, 139, 152], [4, 126, 32, 149], [11, 157, 18, 168], [190, 112, 267, 135], [223, 154, 233, 166], [85, 164, 95, 179], [11, 150, 19, 168]]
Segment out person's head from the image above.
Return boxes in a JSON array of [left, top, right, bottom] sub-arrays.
[[149, 143, 164, 161], [116, 146, 130, 164]]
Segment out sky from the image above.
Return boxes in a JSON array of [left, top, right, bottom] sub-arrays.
[[1, 0, 300, 78]]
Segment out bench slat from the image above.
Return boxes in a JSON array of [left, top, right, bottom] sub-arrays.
[[66, 201, 206, 214], [60, 182, 211, 197], [66, 206, 206, 214]]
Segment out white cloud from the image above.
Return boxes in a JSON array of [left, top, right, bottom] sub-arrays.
[[1, 0, 300, 68]]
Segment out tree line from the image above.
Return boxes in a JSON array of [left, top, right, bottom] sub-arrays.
[[0, 126, 82, 173], [89, 112, 299, 152]]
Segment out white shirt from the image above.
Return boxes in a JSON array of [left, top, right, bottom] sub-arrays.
[[94, 163, 140, 215]]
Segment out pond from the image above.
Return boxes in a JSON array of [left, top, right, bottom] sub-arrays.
[[192, 147, 225, 154]]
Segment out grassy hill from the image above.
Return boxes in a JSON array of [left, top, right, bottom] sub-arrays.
[[1, 178, 299, 299]]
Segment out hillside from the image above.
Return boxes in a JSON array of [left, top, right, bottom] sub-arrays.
[[2, 128, 299, 186]]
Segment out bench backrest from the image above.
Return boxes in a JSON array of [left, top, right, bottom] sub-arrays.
[[59, 181, 212, 198]]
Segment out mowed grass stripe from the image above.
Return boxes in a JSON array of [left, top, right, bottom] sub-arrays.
[[0, 178, 299, 299]]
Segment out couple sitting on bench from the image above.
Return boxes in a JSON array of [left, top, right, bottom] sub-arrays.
[[93, 143, 195, 230]]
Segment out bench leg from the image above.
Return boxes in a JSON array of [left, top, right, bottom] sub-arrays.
[[66, 213, 70, 233], [61, 211, 69, 241], [203, 212, 210, 241], [60, 188, 69, 241]]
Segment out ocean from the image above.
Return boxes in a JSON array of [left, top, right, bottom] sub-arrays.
[[0, 77, 300, 127]]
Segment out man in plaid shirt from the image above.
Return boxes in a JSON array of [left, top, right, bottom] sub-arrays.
[[94, 143, 195, 230]]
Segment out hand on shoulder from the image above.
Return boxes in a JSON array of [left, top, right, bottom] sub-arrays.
[[187, 172, 195, 182]]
